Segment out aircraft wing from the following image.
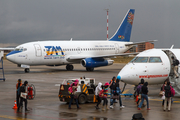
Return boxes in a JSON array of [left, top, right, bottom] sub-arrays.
[[0, 48, 15, 51], [66, 52, 139, 61], [125, 40, 157, 46]]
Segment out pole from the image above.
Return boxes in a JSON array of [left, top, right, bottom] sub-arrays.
[[106, 9, 109, 40]]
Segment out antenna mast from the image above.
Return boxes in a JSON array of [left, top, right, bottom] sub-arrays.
[[105, 9, 109, 40]]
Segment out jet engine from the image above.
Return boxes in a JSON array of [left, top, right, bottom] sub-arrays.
[[81, 58, 114, 68]]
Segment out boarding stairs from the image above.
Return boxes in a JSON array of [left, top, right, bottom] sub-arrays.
[[169, 66, 180, 95]]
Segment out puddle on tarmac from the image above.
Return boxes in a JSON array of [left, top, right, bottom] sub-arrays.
[[59, 112, 108, 120], [59, 112, 77, 117]]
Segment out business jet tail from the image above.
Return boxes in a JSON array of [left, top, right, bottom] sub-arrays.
[[109, 9, 135, 42]]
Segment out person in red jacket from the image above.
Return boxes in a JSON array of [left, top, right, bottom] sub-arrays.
[[101, 82, 109, 110]]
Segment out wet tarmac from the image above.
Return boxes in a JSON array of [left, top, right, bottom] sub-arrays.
[[0, 60, 180, 120]]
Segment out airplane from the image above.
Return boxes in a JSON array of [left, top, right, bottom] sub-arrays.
[[117, 46, 180, 95], [4, 9, 155, 73]]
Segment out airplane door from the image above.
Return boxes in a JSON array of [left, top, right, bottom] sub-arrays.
[[34, 44, 42, 57], [115, 43, 119, 54], [162, 50, 175, 76]]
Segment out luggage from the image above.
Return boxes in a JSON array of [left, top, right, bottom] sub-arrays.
[[132, 113, 145, 120]]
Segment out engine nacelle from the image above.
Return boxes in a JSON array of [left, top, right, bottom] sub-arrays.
[[81, 58, 114, 68]]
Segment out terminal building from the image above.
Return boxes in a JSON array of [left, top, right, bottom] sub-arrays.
[[126, 42, 154, 53]]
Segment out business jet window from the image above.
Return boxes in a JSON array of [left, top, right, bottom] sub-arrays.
[[149, 57, 162, 63], [134, 57, 148, 63]]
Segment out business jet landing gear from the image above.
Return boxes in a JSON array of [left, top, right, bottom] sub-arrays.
[[86, 67, 94, 71], [66, 64, 74, 71], [25, 68, 30, 73]]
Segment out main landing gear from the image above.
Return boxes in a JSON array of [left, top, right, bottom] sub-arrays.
[[86, 67, 94, 71], [24, 68, 30, 73], [66, 64, 74, 71]]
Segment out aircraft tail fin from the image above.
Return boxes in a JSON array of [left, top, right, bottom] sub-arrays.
[[109, 9, 135, 42]]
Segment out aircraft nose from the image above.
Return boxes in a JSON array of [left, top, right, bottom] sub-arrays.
[[117, 63, 138, 85], [6, 51, 16, 62]]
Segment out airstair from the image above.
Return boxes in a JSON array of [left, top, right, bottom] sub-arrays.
[[0, 51, 5, 81], [163, 50, 180, 95], [169, 69, 180, 95]]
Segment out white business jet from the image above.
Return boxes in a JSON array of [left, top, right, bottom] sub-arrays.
[[4, 9, 155, 73], [117, 47, 180, 95]]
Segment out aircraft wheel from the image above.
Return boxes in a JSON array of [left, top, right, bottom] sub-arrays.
[[25, 68, 30, 73], [78, 94, 87, 104], [86, 67, 94, 71], [66, 64, 74, 71]]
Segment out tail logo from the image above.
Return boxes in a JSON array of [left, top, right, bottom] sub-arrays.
[[118, 35, 125, 39], [127, 12, 134, 25]]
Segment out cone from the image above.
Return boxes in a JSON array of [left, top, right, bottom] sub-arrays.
[[12, 100, 18, 109]]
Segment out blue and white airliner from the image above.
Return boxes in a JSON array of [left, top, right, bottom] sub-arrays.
[[4, 9, 155, 73]]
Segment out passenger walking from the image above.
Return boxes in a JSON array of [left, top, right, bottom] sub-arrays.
[[160, 79, 168, 106], [171, 56, 179, 78], [68, 80, 81, 109], [95, 82, 102, 109], [136, 79, 144, 106], [109, 76, 116, 103], [138, 82, 150, 110], [16, 79, 22, 107], [110, 79, 125, 109], [17, 81, 29, 112], [100, 82, 109, 111], [164, 81, 172, 111]]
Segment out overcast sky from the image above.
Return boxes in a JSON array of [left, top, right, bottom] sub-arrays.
[[0, 0, 180, 48]]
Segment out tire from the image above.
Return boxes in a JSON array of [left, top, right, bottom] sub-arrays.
[[66, 64, 74, 71], [68, 65, 74, 71], [86, 67, 94, 71], [25, 68, 30, 73], [78, 94, 87, 104]]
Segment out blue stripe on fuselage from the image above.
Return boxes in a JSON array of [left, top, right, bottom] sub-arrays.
[[6, 51, 22, 56]]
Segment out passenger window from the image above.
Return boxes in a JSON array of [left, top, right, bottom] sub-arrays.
[[149, 57, 162, 63], [134, 57, 148, 63]]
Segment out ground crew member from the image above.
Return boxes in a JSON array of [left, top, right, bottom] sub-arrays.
[[16, 79, 22, 107], [171, 56, 179, 78], [17, 81, 30, 112]]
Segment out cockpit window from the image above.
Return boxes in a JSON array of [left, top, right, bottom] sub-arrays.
[[149, 57, 162, 63], [133, 57, 148, 63], [14, 47, 27, 51]]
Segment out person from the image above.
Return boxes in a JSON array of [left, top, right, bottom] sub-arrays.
[[138, 82, 150, 110], [110, 79, 125, 109], [16, 79, 22, 107], [164, 81, 172, 111], [95, 82, 102, 109], [171, 56, 179, 78], [136, 79, 144, 106], [109, 76, 116, 103], [17, 81, 29, 112], [101, 82, 109, 110], [68, 80, 81, 109], [161, 79, 168, 106]]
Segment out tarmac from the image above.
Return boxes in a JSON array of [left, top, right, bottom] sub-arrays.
[[0, 60, 180, 120]]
